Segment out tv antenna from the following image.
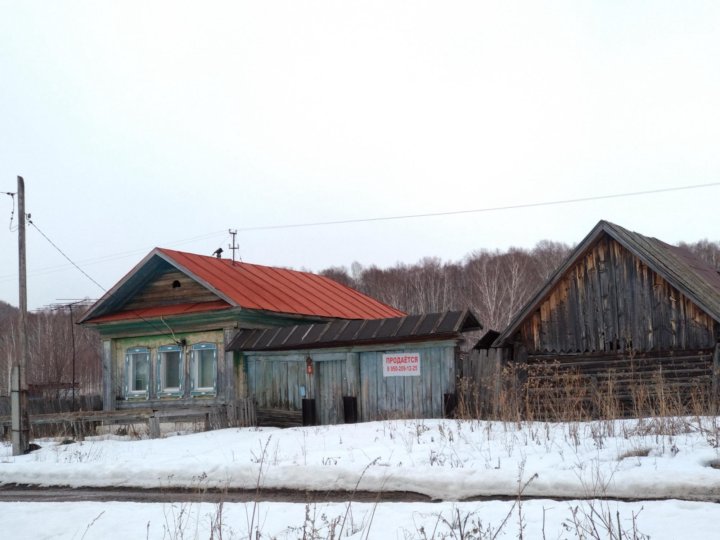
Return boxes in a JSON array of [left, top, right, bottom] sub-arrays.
[[228, 229, 240, 262]]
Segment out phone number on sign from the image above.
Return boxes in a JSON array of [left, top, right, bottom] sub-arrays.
[[386, 364, 419, 373]]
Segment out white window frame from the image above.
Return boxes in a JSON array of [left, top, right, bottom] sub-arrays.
[[157, 344, 184, 397], [191, 343, 217, 396], [125, 347, 150, 398]]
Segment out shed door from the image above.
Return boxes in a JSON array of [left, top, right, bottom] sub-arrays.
[[315, 358, 347, 425], [247, 358, 304, 410]]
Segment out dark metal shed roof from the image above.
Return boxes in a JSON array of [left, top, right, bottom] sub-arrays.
[[228, 310, 483, 352]]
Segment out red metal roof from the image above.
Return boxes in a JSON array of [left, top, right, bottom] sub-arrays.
[[87, 300, 232, 324], [157, 248, 404, 319]]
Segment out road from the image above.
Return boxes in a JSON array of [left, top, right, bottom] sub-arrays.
[[0, 485, 435, 503], [4, 485, 714, 505]]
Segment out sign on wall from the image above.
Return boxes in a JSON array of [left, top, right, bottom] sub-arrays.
[[382, 352, 421, 377]]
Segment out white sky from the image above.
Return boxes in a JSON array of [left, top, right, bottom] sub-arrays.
[[1, 418, 720, 537], [1, 1, 719, 309]]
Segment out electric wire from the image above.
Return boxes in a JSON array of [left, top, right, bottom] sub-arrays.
[[234, 182, 720, 232], [0, 229, 228, 284], [9, 181, 713, 284], [3, 181, 719, 303], [24, 215, 185, 345], [26, 216, 107, 292]]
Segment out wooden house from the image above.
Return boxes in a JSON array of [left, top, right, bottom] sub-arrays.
[[227, 310, 482, 425], [492, 220, 720, 417], [79, 248, 403, 421]]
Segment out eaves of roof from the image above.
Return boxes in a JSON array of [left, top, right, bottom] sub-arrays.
[[82, 300, 232, 324]]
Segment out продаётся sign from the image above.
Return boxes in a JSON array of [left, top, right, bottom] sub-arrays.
[[382, 352, 420, 377]]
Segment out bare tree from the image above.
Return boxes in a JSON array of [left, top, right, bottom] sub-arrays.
[[0, 301, 101, 398], [679, 239, 720, 269], [462, 249, 535, 329], [319, 266, 355, 288], [323, 239, 573, 330], [532, 240, 572, 281]]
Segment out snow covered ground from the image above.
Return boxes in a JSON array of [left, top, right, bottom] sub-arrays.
[[1, 417, 719, 538]]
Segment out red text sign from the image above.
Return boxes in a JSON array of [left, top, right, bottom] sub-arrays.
[[382, 352, 421, 377]]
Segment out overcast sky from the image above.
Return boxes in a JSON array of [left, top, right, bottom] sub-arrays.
[[1, 1, 719, 310]]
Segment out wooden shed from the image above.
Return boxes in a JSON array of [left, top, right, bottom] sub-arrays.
[[227, 310, 482, 425], [78, 248, 403, 423], [493, 220, 720, 418]]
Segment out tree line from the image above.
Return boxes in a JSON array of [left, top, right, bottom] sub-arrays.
[[320, 240, 572, 331], [322, 238, 720, 332], [1, 238, 718, 396], [0, 301, 101, 398]]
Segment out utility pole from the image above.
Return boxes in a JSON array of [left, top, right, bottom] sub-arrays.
[[52, 299, 88, 411], [68, 303, 77, 411], [11, 176, 30, 455]]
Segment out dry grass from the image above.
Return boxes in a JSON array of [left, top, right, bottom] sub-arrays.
[[618, 447, 652, 460], [456, 358, 717, 424]]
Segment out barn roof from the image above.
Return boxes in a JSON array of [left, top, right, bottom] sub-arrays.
[[474, 330, 501, 350], [227, 310, 482, 351], [79, 248, 404, 324], [494, 220, 720, 347]]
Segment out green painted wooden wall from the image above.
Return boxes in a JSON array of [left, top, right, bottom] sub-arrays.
[[244, 342, 457, 424]]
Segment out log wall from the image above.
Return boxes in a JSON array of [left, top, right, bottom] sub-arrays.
[[520, 349, 716, 419], [508, 236, 720, 418]]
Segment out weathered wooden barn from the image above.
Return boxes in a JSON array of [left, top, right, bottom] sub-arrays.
[[227, 310, 482, 425], [79, 248, 404, 422], [492, 220, 720, 418]]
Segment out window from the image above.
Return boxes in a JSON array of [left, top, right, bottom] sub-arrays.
[[191, 343, 217, 395], [157, 345, 183, 396], [125, 347, 150, 397]]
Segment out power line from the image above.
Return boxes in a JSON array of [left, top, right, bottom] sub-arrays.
[[25, 216, 186, 345], [26, 216, 107, 292], [235, 182, 720, 232], [0, 229, 228, 283], [2, 181, 718, 286]]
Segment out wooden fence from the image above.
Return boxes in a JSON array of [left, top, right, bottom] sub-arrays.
[[455, 348, 503, 418], [0, 398, 257, 440]]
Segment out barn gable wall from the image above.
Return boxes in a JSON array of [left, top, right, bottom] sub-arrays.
[[517, 235, 717, 354]]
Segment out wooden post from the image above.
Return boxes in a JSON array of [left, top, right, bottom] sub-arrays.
[[102, 340, 114, 411], [223, 329, 236, 401], [68, 304, 76, 411], [148, 415, 160, 438], [11, 176, 30, 455], [713, 342, 720, 413], [345, 352, 360, 395]]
